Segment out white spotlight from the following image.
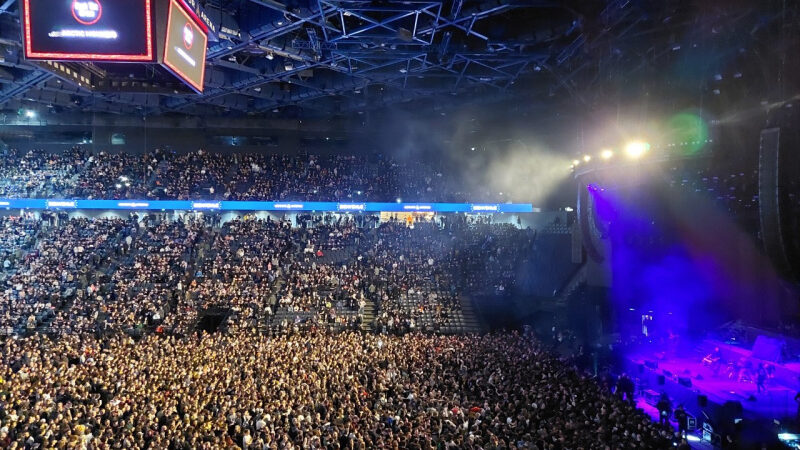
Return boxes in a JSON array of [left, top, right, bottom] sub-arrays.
[[24, 110, 36, 118], [625, 141, 650, 159], [583, 155, 591, 163], [600, 149, 613, 160], [572, 159, 580, 166]]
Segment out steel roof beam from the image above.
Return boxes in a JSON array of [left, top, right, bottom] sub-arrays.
[[207, 5, 338, 60], [0, 0, 16, 15], [322, 0, 441, 45], [0, 70, 53, 106]]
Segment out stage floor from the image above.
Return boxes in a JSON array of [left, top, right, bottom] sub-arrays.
[[628, 353, 798, 420]]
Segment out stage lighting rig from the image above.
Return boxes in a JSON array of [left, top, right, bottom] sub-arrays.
[[625, 141, 650, 159]]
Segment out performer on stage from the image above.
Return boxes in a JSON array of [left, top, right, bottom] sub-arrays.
[[703, 347, 724, 376], [757, 363, 768, 393]]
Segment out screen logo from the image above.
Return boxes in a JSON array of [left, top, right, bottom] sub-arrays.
[[162, 0, 207, 92], [182, 22, 194, 49], [71, 0, 102, 26]]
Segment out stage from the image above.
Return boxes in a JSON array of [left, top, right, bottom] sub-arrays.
[[622, 338, 800, 448]]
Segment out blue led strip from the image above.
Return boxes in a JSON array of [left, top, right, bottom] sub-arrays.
[[0, 199, 534, 213]]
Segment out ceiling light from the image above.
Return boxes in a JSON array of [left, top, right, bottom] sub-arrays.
[[625, 141, 650, 159]]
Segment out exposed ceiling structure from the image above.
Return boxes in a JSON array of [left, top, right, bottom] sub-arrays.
[[0, 0, 797, 119]]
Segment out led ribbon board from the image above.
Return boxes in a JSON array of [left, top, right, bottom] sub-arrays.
[[0, 199, 534, 213], [162, 0, 207, 92], [22, 0, 154, 61]]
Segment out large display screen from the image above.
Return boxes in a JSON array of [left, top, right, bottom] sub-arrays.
[[162, 0, 207, 92], [22, 0, 154, 61]]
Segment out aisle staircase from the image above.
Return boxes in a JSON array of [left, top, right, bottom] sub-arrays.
[[458, 296, 483, 334], [360, 298, 377, 332]]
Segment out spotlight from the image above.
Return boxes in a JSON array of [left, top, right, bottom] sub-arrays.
[[600, 149, 613, 160], [625, 141, 650, 159], [24, 110, 36, 118], [583, 155, 591, 162], [572, 159, 580, 166]]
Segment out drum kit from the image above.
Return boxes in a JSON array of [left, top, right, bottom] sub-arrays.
[[702, 348, 773, 384]]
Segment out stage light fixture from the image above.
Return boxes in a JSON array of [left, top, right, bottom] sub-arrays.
[[583, 155, 591, 162], [572, 159, 580, 166], [600, 149, 613, 160], [625, 141, 650, 159]]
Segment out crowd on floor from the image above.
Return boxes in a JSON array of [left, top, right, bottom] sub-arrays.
[[0, 329, 678, 449]]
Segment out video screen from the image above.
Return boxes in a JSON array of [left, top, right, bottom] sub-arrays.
[[162, 0, 207, 93], [22, 0, 154, 61]]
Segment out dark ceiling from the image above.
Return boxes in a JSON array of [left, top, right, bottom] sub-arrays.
[[0, 0, 797, 120]]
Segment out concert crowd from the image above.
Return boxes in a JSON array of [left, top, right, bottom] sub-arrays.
[[0, 143, 703, 448], [0, 148, 499, 203], [0, 210, 685, 448]]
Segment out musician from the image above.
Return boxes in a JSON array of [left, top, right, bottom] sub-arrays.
[[738, 359, 755, 383], [704, 347, 724, 376], [756, 363, 768, 393]]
